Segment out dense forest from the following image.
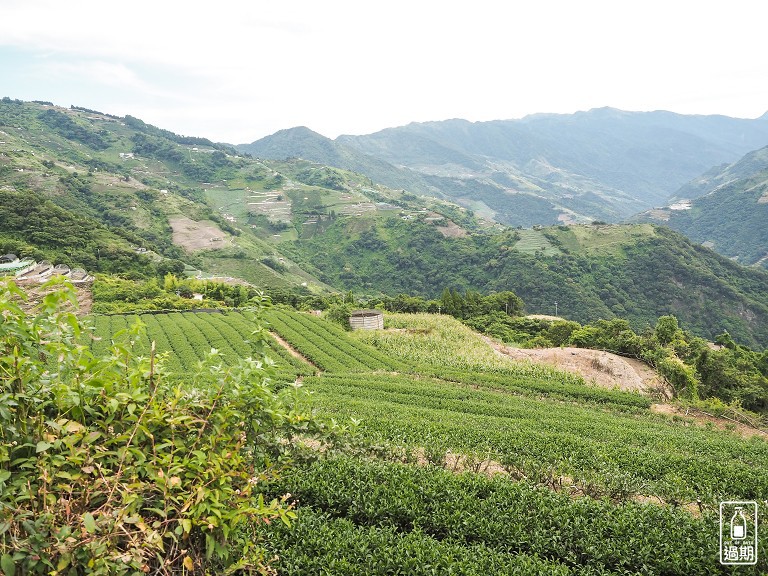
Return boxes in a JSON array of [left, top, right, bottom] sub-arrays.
[[283, 218, 768, 348]]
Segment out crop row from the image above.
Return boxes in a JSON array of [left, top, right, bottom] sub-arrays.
[[302, 374, 768, 503], [87, 311, 312, 381], [255, 508, 573, 575], [264, 308, 408, 373], [258, 456, 766, 575], [429, 369, 652, 409]]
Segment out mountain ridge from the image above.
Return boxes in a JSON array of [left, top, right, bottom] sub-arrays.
[[239, 108, 768, 228], [635, 144, 768, 267], [4, 98, 768, 347]]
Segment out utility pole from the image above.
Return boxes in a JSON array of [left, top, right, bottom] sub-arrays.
[[555, 302, 558, 317]]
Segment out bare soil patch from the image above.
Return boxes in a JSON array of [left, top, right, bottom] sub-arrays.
[[169, 216, 229, 252], [484, 337, 670, 397], [435, 220, 467, 238], [270, 331, 318, 370], [4, 280, 93, 316]]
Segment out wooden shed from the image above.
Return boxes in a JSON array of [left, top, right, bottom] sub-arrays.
[[349, 309, 384, 330]]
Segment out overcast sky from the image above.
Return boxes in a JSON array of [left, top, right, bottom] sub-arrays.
[[1, 0, 766, 144]]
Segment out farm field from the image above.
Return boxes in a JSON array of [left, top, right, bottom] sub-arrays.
[[512, 228, 561, 256], [87, 310, 314, 383], [88, 307, 768, 573]]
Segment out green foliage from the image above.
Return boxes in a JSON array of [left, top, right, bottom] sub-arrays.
[[463, 315, 580, 346], [293, 166, 346, 191], [257, 507, 573, 575], [297, 369, 768, 505], [324, 303, 354, 330], [439, 288, 523, 319], [287, 218, 768, 348], [37, 109, 109, 150], [92, 275, 261, 313], [88, 310, 315, 383], [79, 291, 768, 573], [263, 308, 407, 372], [657, 356, 699, 398], [0, 281, 337, 573], [0, 189, 152, 277], [654, 146, 768, 266], [259, 456, 768, 574], [131, 133, 233, 181], [655, 315, 682, 346]]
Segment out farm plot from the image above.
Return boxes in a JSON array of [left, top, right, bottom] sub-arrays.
[[512, 228, 561, 256], [88, 306, 768, 573], [256, 455, 768, 575], [263, 308, 408, 373], [300, 373, 768, 506], [87, 310, 313, 381]]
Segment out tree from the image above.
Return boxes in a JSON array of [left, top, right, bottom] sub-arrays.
[[655, 315, 681, 346], [483, 291, 524, 316]]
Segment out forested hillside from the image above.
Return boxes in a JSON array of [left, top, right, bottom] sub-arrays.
[[637, 145, 768, 267], [283, 218, 768, 348], [4, 98, 768, 349], [0, 99, 440, 288]]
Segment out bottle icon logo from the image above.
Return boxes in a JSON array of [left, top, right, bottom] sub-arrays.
[[720, 501, 758, 565], [730, 507, 747, 540]]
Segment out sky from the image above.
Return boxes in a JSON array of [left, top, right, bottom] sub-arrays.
[[1, 0, 767, 144]]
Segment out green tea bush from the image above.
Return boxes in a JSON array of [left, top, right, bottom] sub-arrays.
[[0, 280, 340, 575]]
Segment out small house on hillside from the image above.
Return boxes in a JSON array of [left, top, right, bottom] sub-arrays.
[[349, 309, 384, 330]]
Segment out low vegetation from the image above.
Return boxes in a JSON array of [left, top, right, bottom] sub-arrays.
[[0, 281, 341, 574]]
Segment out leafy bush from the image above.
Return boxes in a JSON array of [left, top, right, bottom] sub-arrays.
[[0, 280, 340, 574]]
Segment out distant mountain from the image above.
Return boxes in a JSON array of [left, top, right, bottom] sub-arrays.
[[238, 127, 443, 198], [241, 108, 768, 227], [635, 145, 768, 267], [6, 98, 768, 347]]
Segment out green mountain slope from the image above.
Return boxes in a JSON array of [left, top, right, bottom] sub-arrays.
[[328, 109, 768, 226], [636, 146, 768, 267], [283, 218, 768, 348], [237, 126, 456, 201], [0, 99, 436, 288], [5, 98, 768, 348]]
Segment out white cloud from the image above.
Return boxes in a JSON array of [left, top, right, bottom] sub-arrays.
[[1, 0, 767, 142]]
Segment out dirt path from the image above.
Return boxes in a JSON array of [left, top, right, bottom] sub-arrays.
[[483, 336, 671, 397], [270, 331, 319, 370]]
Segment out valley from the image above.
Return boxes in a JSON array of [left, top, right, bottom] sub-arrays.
[[3, 97, 768, 574]]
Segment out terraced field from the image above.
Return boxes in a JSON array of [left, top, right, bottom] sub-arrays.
[[88, 310, 314, 382], [89, 307, 768, 573], [513, 228, 561, 256]]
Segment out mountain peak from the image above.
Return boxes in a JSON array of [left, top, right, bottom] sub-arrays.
[[269, 125, 328, 139]]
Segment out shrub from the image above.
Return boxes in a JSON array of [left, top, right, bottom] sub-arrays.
[[0, 279, 340, 574]]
